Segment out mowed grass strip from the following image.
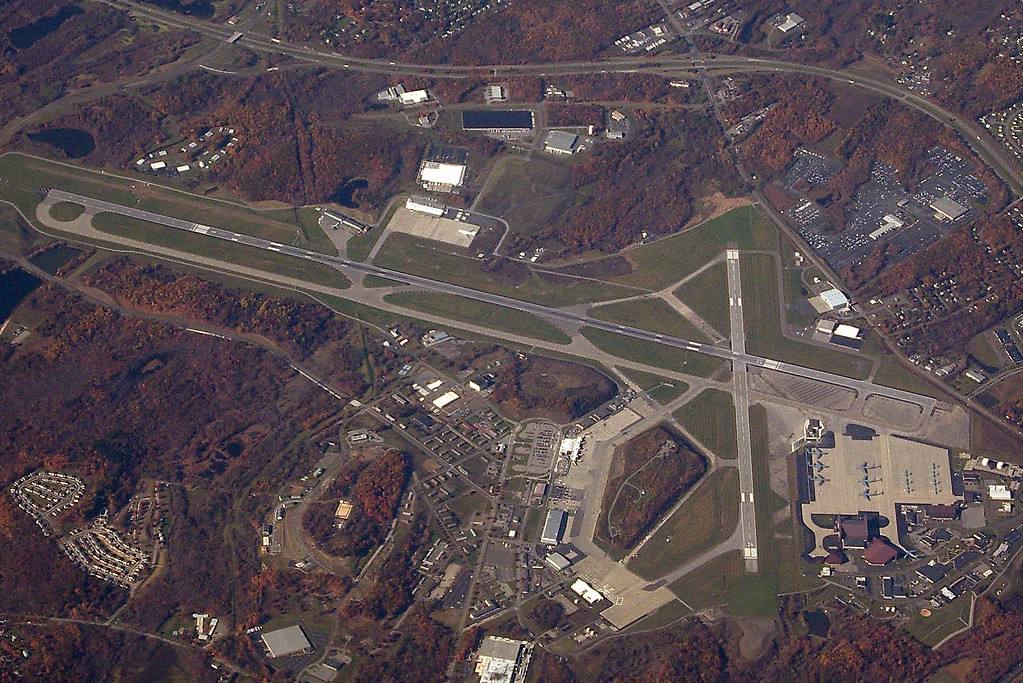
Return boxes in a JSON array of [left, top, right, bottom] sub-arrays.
[[384, 291, 571, 344], [668, 550, 743, 610], [49, 201, 85, 222], [740, 253, 873, 380], [374, 233, 639, 306], [607, 204, 775, 290], [673, 261, 730, 337], [627, 467, 740, 580], [0, 153, 336, 254], [581, 327, 726, 378], [673, 388, 738, 460], [589, 297, 711, 342], [617, 367, 689, 404], [92, 213, 351, 290]]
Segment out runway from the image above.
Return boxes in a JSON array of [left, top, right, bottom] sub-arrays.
[[46, 188, 940, 414], [726, 249, 758, 572]]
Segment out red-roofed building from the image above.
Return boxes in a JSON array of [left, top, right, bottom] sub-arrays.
[[862, 538, 898, 567]]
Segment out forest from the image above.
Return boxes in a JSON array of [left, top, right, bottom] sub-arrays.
[[302, 449, 411, 559], [595, 426, 707, 551], [485, 350, 618, 423], [509, 109, 742, 256]]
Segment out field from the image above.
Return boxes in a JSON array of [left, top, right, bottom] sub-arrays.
[[673, 262, 730, 337], [489, 352, 619, 423], [740, 253, 874, 380], [373, 233, 638, 306], [50, 201, 85, 222], [617, 367, 689, 404], [588, 298, 712, 341], [595, 426, 708, 555], [627, 467, 740, 580], [673, 389, 738, 460], [668, 550, 743, 610], [580, 327, 727, 378], [602, 204, 775, 290], [91, 213, 352, 290], [382, 291, 571, 344], [474, 156, 576, 239], [0, 153, 337, 254], [872, 357, 949, 399]]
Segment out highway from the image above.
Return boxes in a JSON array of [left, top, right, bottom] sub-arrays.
[[98, 0, 1023, 198], [47, 189, 941, 412], [726, 249, 759, 572]]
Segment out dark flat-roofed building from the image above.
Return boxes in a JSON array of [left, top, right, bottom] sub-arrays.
[[917, 561, 952, 584], [462, 109, 535, 132]]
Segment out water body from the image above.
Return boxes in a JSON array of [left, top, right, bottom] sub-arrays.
[[803, 609, 831, 637], [10, 5, 84, 50], [138, 0, 215, 18], [27, 128, 95, 159], [0, 269, 42, 322], [29, 245, 82, 275], [333, 178, 369, 208]]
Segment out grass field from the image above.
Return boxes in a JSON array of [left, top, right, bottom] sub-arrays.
[[617, 367, 689, 404], [362, 274, 404, 288], [589, 297, 712, 341], [627, 467, 740, 580], [605, 204, 776, 290], [740, 253, 873, 380], [475, 156, 576, 239], [673, 262, 730, 337], [580, 327, 727, 378], [669, 550, 743, 610], [374, 233, 638, 306], [0, 153, 337, 255], [872, 357, 949, 399], [92, 212, 352, 290], [49, 201, 85, 222], [382, 291, 571, 344], [673, 388, 738, 460]]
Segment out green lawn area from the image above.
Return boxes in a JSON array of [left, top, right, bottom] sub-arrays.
[[606, 204, 777, 290], [374, 233, 638, 306], [383, 291, 571, 344], [668, 550, 743, 610], [903, 598, 972, 646], [673, 388, 738, 460], [872, 357, 949, 399], [92, 212, 351, 290], [968, 332, 1003, 370], [740, 253, 873, 380], [617, 367, 689, 404], [580, 327, 727, 378], [627, 468, 740, 580], [673, 262, 730, 337], [0, 153, 336, 254], [589, 297, 711, 341], [49, 201, 85, 222], [363, 274, 404, 288], [474, 156, 576, 239]]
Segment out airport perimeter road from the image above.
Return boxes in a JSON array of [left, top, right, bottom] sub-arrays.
[[47, 189, 941, 410], [726, 250, 759, 573]]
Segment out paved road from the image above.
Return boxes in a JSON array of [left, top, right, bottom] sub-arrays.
[[726, 250, 759, 573], [46, 189, 940, 410], [98, 0, 1023, 197]]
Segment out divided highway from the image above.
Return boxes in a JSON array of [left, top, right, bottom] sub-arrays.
[[48, 188, 940, 413], [101, 0, 1023, 197]]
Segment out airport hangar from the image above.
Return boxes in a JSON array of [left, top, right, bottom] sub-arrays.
[[800, 423, 961, 557]]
